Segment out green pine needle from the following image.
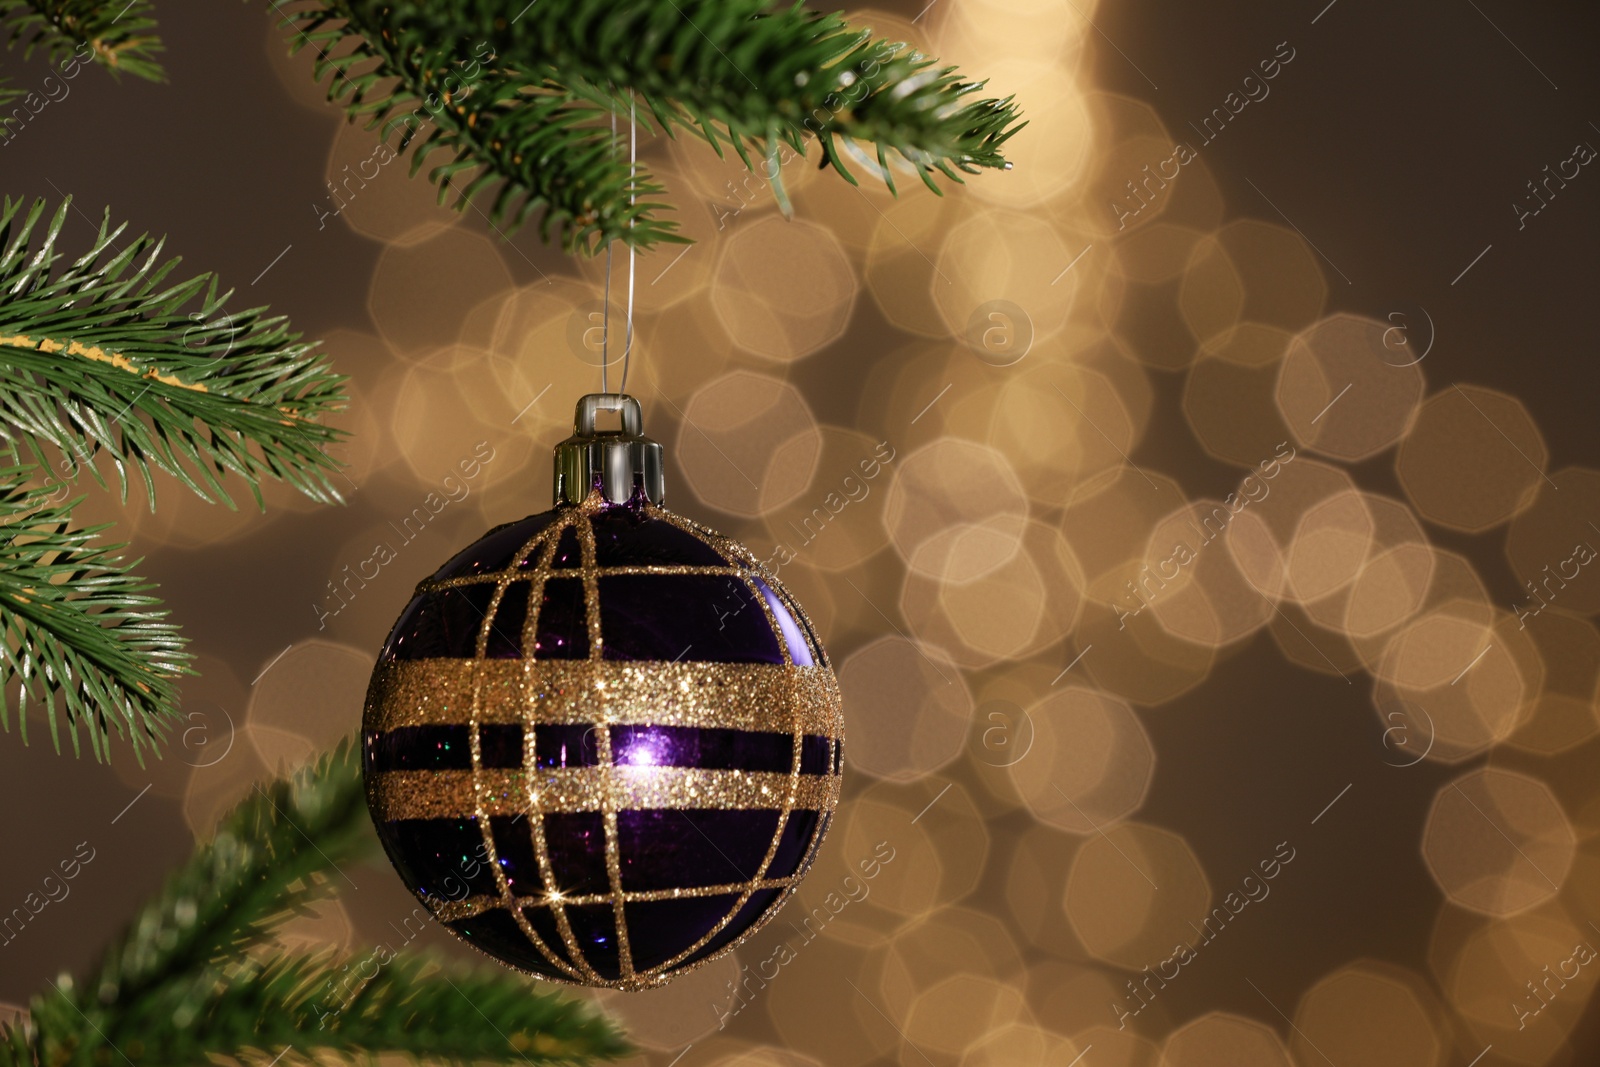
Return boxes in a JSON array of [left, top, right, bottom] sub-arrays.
[[0, 195, 348, 762], [0, 466, 188, 762], [78, 951, 634, 1064], [268, 0, 1025, 252], [3, 741, 633, 1066], [277, 2, 678, 254], [0, 0, 165, 82], [0, 196, 350, 512]]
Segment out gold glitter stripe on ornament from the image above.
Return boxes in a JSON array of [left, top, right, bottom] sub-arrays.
[[425, 564, 753, 591], [633, 517, 810, 975], [577, 504, 638, 981], [365, 658, 844, 737], [465, 527, 591, 983], [369, 766, 841, 821], [510, 515, 607, 982], [427, 876, 801, 922]]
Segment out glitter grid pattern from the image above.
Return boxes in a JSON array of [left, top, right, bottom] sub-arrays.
[[363, 494, 844, 989]]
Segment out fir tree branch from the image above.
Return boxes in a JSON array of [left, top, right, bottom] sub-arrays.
[[0, 196, 348, 510], [275, 3, 678, 253], [474, 0, 1024, 191], [268, 0, 1024, 251], [79, 740, 373, 1008], [0, 0, 165, 82], [21, 741, 369, 1060], [9, 741, 632, 1066], [0, 465, 187, 762], [82, 951, 632, 1065]]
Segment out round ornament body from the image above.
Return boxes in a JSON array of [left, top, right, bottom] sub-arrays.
[[362, 493, 843, 990]]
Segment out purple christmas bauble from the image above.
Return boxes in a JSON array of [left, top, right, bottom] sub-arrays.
[[362, 494, 843, 990]]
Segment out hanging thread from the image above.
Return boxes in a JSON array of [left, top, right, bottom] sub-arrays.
[[601, 99, 638, 396]]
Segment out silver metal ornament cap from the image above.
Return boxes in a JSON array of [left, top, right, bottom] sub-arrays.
[[552, 393, 665, 506]]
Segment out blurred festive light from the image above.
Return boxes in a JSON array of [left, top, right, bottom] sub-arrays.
[[1285, 488, 1376, 603], [905, 973, 1032, 1056], [835, 784, 990, 922], [901, 522, 1076, 668], [864, 196, 967, 339], [1187, 221, 1327, 341], [1291, 964, 1447, 1067], [1371, 599, 1534, 762], [245, 640, 372, 755], [1160, 1011, 1295, 1067], [1398, 385, 1549, 532], [935, 0, 1089, 73], [1439, 903, 1595, 1062], [675, 370, 822, 516], [960, 1021, 1083, 1067], [1423, 767, 1574, 916], [877, 906, 1026, 1014], [1343, 532, 1435, 642], [389, 345, 535, 490], [884, 437, 1029, 583], [1278, 314, 1425, 461], [1075, 600, 1218, 706], [1222, 457, 1356, 600], [1063, 467, 1188, 605], [991, 361, 1149, 502], [705, 1046, 827, 1067], [755, 427, 896, 573], [837, 636, 971, 781], [1063, 820, 1210, 970], [1175, 234, 1244, 350], [1183, 343, 1298, 470], [1008, 686, 1153, 835], [762, 934, 882, 1065], [712, 216, 856, 361], [934, 208, 1083, 347], [1142, 499, 1277, 647]]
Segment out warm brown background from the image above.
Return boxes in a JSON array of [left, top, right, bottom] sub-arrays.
[[2, 1, 1599, 1064]]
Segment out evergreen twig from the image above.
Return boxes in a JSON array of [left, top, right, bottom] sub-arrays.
[[270, 0, 1025, 251], [89, 952, 634, 1064], [0, 466, 187, 761], [275, 4, 675, 253], [0, 196, 349, 511], [2, 741, 633, 1065], [0, 0, 164, 82]]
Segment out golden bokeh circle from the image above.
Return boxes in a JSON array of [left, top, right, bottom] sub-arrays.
[[674, 370, 822, 517], [1290, 963, 1446, 1067], [1008, 685, 1155, 835], [1062, 820, 1211, 969], [1397, 385, 1549, 532], [1422, 767, 1575, 916], [1277, 314, 1424, 461], [711, 215, 856, 361], [1160, 1011, 1294, 1067], [883, 436, 1030, 583], [836, 636, 971, 781]]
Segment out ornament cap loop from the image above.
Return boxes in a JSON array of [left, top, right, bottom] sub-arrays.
[[554, 393, 665, 506]]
